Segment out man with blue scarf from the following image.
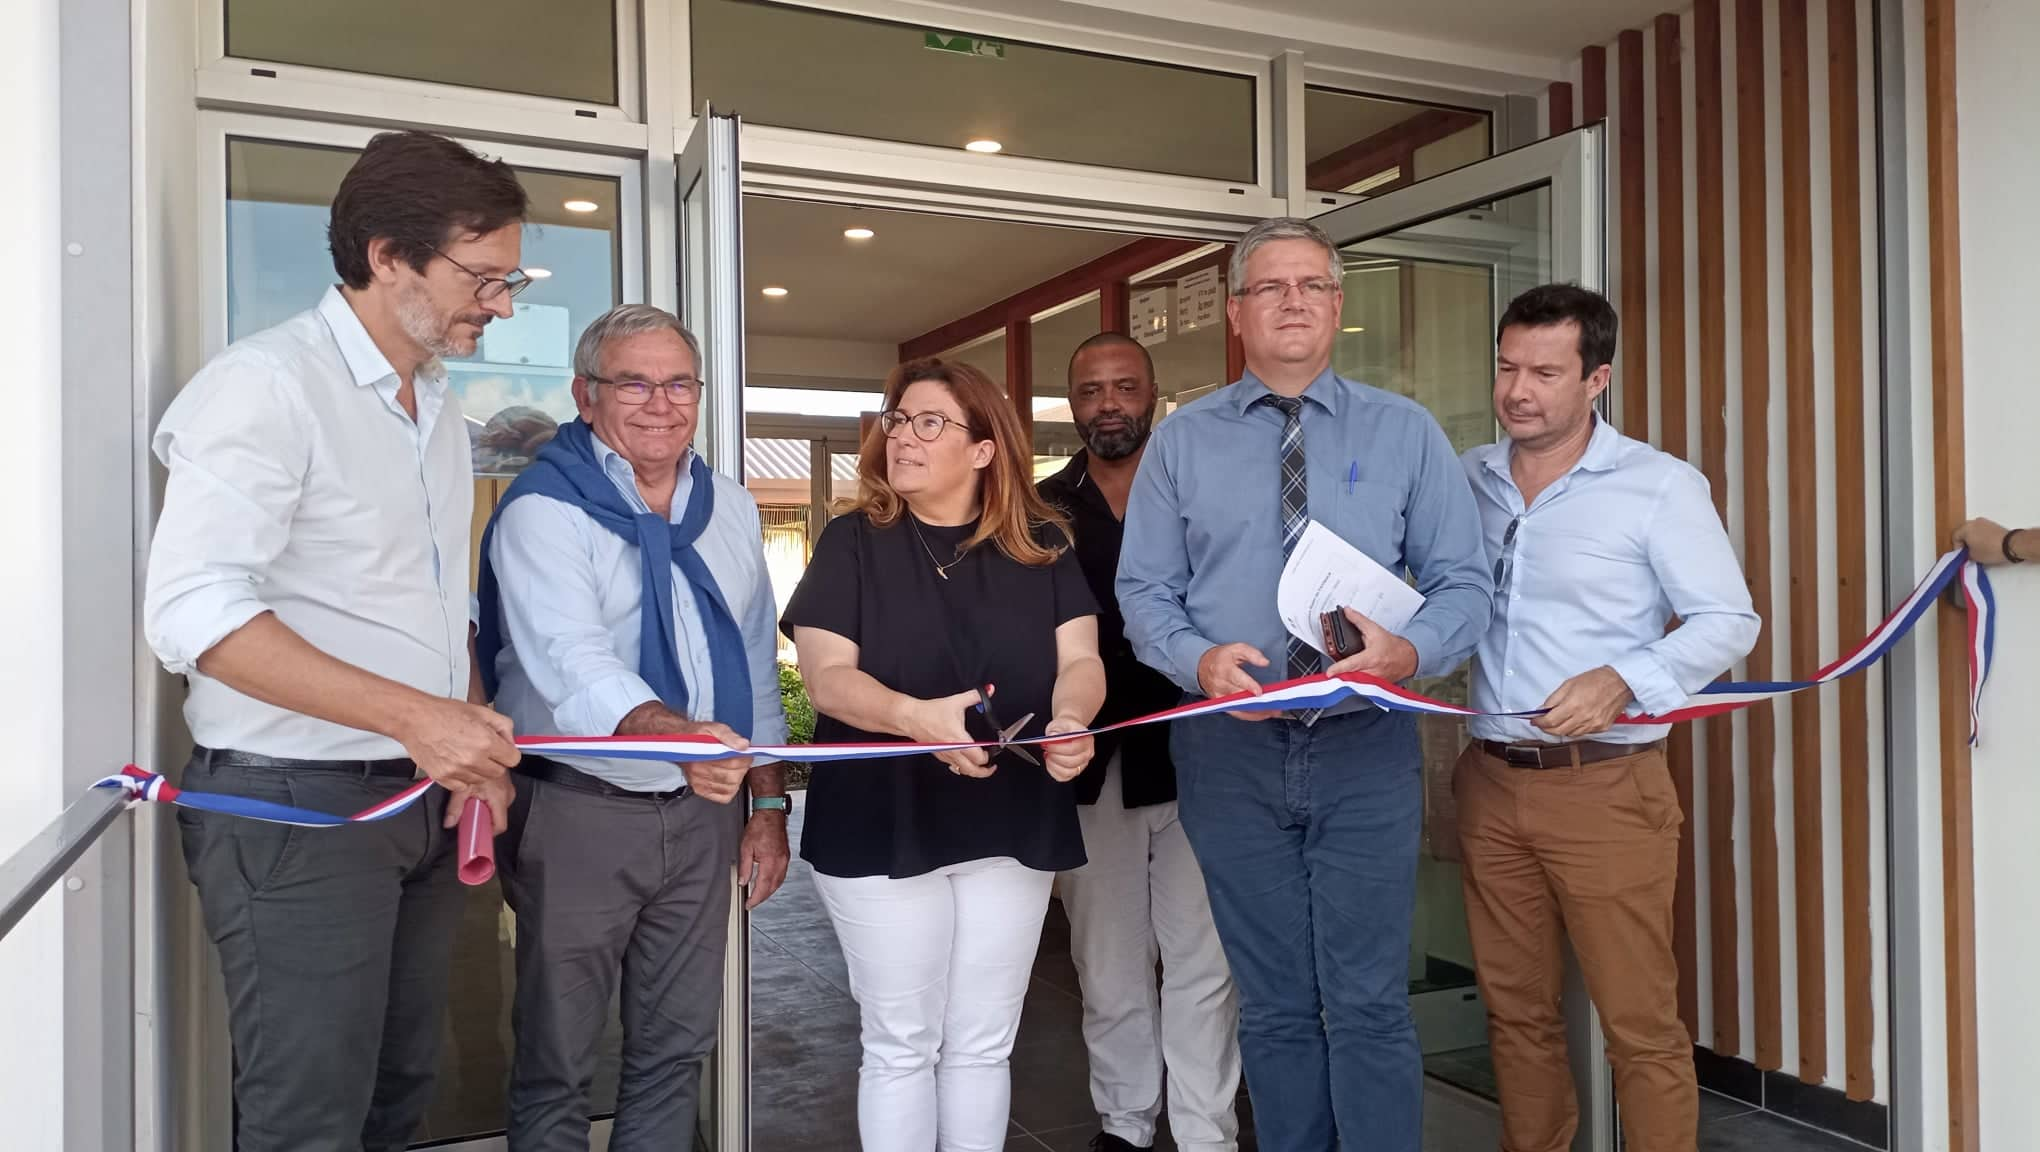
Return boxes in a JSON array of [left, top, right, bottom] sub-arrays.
[[477, 304, 789, 1151]]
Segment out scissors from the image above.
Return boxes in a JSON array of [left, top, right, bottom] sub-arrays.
[[975, 684, 1040, 768]]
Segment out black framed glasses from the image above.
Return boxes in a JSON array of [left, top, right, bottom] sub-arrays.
[[587, 375, 705, 407], [428, 246, 532, 301], [879, 409, 976, 442]]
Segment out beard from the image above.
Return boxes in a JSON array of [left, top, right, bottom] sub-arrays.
[[1076, 405, 1155, 461], [396, 281, 485, 359]]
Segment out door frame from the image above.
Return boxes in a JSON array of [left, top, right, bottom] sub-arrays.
[[1315, 123, 1615, 1152], [705, 121, 1616, 1152]]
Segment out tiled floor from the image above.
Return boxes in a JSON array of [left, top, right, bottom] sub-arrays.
[[755, 802, 1880, 1152]]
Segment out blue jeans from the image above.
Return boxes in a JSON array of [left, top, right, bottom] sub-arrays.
[[1171, 706, 1423, 1152]]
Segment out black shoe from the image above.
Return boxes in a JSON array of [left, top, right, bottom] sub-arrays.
[[1088, 1135, 1152, 1152]]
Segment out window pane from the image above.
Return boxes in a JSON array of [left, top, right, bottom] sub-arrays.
[[692, 0, 1255, 183], [223, 138, 625, 1145], [225, 0, 618, 104], [939, 328, 1006, 393], [1305, 87, 1491, 197], [1028, 293, 1098, 478], [224, 137, 623, 480], [1130, 256, 1232, 417]]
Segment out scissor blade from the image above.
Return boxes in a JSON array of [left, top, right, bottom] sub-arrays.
[[998, 712, 1042, 766]]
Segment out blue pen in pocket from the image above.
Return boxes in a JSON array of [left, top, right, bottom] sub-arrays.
[[1346, 460, 1358, 495]]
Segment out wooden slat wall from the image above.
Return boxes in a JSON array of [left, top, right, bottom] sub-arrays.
[[1572, 0, 1895, 1105], [1825, 0, 1873, 1102], [1778, 0, 1829, 1085], [1693, 0, 1740, 1058], [1923, 0, 1980, 1142], [1733, 0, 1785, 1075], [1653, 11, 1700, 1043]]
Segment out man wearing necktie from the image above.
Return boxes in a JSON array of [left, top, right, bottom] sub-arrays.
[[1117, 217, 1494, 1152], [476, 304, 790, 1150]]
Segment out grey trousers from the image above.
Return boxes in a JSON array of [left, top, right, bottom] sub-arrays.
[[177, 755, 462, 1152], [499, 772, 742, 1152]]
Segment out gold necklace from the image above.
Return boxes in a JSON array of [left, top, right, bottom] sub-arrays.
[[908, 515, 967, 580]]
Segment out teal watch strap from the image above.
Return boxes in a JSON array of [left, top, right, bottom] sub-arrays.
[[750, 795, 790, 813]]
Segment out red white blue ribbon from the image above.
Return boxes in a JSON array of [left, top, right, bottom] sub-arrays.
[[96, 547, 1996, 834]]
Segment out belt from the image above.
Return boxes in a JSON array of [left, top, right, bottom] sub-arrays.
[[1478, 739, 1662, 770], [513, 755, 688, 801], [196, 746, 419, 779]]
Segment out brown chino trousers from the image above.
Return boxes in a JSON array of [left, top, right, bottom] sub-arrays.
[[1454, 741, 1696, 1152]]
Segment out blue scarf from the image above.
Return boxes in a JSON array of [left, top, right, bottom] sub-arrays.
[[475, 420, 752, 738]]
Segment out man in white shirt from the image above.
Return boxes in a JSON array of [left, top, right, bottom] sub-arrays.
[[476, 304, 789, 1150], [1457, 284, 1759, 1152], [143, 130, 528, 1152]]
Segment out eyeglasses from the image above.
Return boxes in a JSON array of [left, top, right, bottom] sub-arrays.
[[1236, 277, 1340, 305], [879, 409, 976, 442], [429, 247, 532, 301], [588, 375, 705, 406]]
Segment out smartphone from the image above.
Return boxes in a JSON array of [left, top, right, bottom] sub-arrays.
[[1320, 610, 1365, 662]]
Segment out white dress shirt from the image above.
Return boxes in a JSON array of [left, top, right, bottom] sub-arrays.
[[488, 434, 788, 791], [1462, 415, 1760, 745], [144, 287, 473, 760]]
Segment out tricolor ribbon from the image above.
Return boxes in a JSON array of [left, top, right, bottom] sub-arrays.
[[96, 547, 1996, 886]]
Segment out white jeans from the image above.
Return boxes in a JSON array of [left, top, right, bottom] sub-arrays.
[[813, 856, 1054, 1152], [1059, 754, 1241, 1151]]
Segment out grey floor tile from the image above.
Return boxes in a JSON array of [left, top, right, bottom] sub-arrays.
[[1014, 977, 1089, 1051], [1700, 1088, 1760, 1125], [1027, 1121, 1109, 1151], [1700, 1111, 1874, 1152], [1421, 1082, 1502, 1151], [1008, 1135, 1052, 1151], [1007, 1034, 1106, 1133]]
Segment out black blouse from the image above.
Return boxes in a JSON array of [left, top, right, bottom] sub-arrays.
[[780, 510, 1098, 879]]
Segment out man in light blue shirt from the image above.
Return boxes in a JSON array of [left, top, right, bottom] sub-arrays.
[[1117, 217, 1492, 1152], [1457, 284, 1757, 1152], [479, 304, 789, 1151]]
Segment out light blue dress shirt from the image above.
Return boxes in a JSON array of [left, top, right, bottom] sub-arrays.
[[1462, 415, 1761, 745], [489, 435, 788, 790], [1117, 368, 1495, 702]]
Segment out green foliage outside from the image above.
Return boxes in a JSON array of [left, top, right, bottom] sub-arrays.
[[778, 663, 814, 789]]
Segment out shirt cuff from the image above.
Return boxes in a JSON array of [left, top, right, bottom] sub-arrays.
[[1162, 629, 1216, 697], [1609, 650, 1689, 716], [1400, 616, 1454, 681], [557, 671, 660, 737], [148, 586, 271, 676]]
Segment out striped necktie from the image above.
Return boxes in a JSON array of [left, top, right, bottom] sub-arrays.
[[1259, 394, 1322, 693]]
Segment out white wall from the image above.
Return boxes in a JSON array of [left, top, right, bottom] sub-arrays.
[[0, 0, 69, 1147], [1956, 0, 2040, 1143]]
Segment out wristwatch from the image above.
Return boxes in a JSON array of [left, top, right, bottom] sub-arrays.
[[751, 795, 791, 814]]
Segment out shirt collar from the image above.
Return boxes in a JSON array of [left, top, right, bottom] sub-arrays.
[[591, 425, 694, 519], [316, 286, 447, 396], [1486, 412, 1624, 484], [1230, 365, 1342, 417]]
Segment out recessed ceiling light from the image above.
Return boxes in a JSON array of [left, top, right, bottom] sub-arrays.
[[1342, 325, 1366, 333], [843, 227, 875, 240], [563, 199, 599, 213], [525, 267, 553, 280], [761, 286, 789, 298], [964, 139, 1003, 154]]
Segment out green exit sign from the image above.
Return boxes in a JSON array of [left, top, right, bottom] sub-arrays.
[[924, 32, 1006, 58]]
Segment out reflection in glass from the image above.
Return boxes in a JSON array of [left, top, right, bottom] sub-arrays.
[[692, 0, 1255, 183], [225, 138, 623, 480], [1027, 293, 1098, 479], [226, 0, 618, 105], [1305, 87, 1492, 199], [223, 135, 628, 1145], [1334, 184, 1551, 1101]]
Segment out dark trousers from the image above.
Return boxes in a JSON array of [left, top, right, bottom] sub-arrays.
[[177, 755, 461, 1152], [499, 770, 742, 1152], [1171, 707, 1424, 1152]]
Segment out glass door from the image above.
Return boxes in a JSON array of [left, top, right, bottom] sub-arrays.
[[1314, 125, 1615, 1152], [679, 105, 749, 1152]]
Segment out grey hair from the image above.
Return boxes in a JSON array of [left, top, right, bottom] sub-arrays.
[[1227, 217, 1342, 293], [572, 303, 703, 379]]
